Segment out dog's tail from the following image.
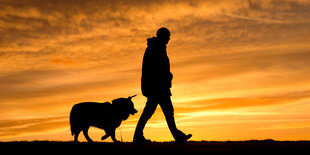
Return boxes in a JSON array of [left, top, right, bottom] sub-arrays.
[[70, 104, 78, 136]]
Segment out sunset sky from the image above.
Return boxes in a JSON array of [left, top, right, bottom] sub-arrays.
[[1, 0, 310, 142]]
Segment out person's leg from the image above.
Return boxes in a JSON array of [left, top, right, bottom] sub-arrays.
[[134, 97, 158, 140], [158, 96, 179, 137], [159, 95, 192, 142]]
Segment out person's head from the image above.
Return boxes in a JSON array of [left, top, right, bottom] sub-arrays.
[[156, 27, 170, 44]]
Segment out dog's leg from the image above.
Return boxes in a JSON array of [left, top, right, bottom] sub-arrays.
[[83, 126, 93, 142], [111, 128, 119, 143], [101, 134, 110, 141], [74, 131, 81, 142]]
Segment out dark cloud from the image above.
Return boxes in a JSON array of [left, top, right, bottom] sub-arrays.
[[1, 0, 309, 70]]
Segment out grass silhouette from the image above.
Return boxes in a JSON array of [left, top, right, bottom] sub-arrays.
[[1, 140, 309, 154]]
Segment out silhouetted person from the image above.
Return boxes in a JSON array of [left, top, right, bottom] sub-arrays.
[[133, 27, 192, 143]]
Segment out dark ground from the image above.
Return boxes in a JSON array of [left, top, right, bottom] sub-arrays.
[[0, 140, 309, 154]]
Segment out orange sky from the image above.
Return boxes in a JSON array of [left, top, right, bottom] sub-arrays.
[[1, 0, 310, 142]]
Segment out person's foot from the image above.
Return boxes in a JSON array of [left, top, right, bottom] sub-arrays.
[[175, 133, 192, 143], [133, 135, 152, 144]]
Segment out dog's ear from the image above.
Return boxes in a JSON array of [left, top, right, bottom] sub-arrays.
[[128, 94, 137, 100]]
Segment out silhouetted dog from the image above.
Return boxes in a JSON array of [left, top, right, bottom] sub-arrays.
[[70, 95, 137, 142]]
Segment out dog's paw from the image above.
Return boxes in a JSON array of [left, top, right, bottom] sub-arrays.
[[101, 135, 109, 140]]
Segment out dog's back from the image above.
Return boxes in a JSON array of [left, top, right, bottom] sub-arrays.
[[70, 102, 111, 136]]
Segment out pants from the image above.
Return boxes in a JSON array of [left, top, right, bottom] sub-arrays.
[[134, 95, 182, 139]]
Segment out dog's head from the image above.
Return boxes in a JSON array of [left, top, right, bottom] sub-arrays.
[[112, 95, 138, 120]]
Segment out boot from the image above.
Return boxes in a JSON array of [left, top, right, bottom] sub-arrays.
[[133, 135, 152, 144], [174, 130, 192, 142]]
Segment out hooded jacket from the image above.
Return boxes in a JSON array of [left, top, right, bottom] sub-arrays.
[[141, 37, 173, 97]]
